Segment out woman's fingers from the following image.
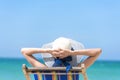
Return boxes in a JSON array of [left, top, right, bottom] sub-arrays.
[[51, 51, 60, 57], [50, 48, 71, 58]]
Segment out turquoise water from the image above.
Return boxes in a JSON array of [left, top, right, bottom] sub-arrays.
[[0, 58, 120, 80]]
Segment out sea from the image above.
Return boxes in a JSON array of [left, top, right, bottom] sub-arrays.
[[0, 58, 120, 80]]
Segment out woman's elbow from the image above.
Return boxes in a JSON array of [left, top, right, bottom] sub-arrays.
[[21, 48, 28, 55], [97, 48, 102, 55]]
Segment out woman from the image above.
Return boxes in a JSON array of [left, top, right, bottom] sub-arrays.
[[21, 37, 102, 69]]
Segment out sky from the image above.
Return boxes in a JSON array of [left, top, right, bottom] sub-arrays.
[[0, 0, 120, 60]]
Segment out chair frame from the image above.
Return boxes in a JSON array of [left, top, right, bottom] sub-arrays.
[[22, 64, 88, 80]]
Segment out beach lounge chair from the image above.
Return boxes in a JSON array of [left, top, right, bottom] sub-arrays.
[[22, 64, 88, 80]]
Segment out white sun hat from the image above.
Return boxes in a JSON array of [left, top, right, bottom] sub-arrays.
[[52, 37, 71, 50], [41, 37, 84, 67]]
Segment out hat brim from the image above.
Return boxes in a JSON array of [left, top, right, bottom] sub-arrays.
[[41, 38, 84, 67]]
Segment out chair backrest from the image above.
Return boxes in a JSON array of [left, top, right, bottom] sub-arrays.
[[22, 64, 88, 80]]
